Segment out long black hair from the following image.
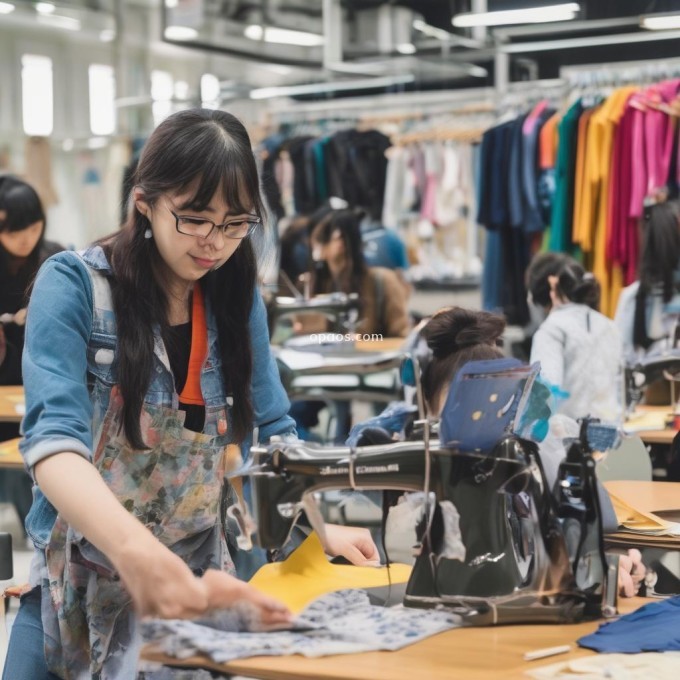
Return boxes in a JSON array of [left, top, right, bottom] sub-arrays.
[[310, 208, 367, 297], [633, 200, 680, 349], [0, 176, 47, 285], [103, 108, 264, 449]]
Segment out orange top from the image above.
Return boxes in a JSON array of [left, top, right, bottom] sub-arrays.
[[179, 284, 208, 406], [539, 112, 560, 169]]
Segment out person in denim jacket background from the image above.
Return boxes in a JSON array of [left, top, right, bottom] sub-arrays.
[[4, 109, 378, 680]]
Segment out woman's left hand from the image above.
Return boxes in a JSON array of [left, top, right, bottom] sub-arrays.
[[322, 524, 380, 566], [618, 549, 646, 597]]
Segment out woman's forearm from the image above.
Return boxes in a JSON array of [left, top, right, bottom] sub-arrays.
[[34, 451, 158, 566]]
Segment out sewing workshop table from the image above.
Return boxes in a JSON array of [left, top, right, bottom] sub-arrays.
[[625, 404, 676, 445], [0, 386, 24, 423], [142, 598, 647, 680], [604, 480, 680, 550], [0, 438, 22, 470]]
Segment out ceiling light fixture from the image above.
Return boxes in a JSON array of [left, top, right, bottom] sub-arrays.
[[0, 2, 15, 13], [641, 13, 680, 30], [453, 3, 579, 28], [250, 74, 414, 100], [413, 18, 451, 41], [244, 24, 324, 47], [35, 2, 55, 14], [36, 14, 81, 31], [396, 43, 416, 55], [164, 25, 199, 40], [99, 29, 116, 42]]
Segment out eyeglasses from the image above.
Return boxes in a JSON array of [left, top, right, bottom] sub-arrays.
[[167, 205, 261, 240]]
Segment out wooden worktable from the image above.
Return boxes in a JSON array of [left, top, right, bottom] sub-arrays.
[[603, 480, 680, 549], [625, 405, 676, 446], [0, 437, 22, 470], [143, 599, 646, 680], [0, 385, 24, 423]]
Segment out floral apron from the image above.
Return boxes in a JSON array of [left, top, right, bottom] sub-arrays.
[[42, 388, 235, 679]]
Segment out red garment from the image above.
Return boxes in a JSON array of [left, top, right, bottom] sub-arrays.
[[606, 101, 639, 285]]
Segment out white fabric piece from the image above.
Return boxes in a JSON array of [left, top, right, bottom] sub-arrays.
[[525, 651, 680, 679]]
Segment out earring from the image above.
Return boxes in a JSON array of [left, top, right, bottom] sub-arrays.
[[144, 228, 152, 239]]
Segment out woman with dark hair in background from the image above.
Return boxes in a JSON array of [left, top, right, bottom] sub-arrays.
[[0, 176, 63, 385], [614, 200, 680, 361], [3, 109, 377, 680], [527, 253, 623, 421], [0, 176, 63, 537], [307, 208, 410, 338]]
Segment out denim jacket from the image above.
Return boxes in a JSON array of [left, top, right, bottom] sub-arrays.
[[20, 246, 295, 548]]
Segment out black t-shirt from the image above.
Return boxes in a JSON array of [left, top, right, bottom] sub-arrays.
[[162, 321, 205, 432]]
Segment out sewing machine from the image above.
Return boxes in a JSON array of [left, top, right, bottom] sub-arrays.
[[243, 359, 618, 626], [269, 292, 362, 336], [623, 350, 680, 411]]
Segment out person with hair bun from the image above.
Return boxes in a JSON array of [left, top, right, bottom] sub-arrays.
[[379, 305, 642, 597], [527, 253, 623, 422], [420, 306, 505, 414]]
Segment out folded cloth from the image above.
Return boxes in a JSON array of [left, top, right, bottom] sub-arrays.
[[578, 597, 680, 653], [526, 652, 680, 679], [142, 589, 461, 665]]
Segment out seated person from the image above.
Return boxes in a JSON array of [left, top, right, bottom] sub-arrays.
[[356, 306, 645, 597], [527, 252, 623, 422], [0, 176, 64, 536]]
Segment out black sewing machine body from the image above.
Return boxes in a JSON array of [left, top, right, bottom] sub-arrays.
[[247, 428, 608, 626]]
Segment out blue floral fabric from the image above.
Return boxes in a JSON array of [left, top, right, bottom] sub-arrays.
[[142, 589, 461, 665]]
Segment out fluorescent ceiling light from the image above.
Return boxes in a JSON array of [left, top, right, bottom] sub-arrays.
[[413, 19, 451, 41], [0, 2, 14, 14], [250, 74, 414, 100], [164, 25, 198, 40], [37, 14, 81, 31], [35, 2, 55, 14], [453, 3, 579, 28], [99, 29, 116, 42], [262, 63, 294, 75], [244, 24, 324, 47], [641, 14, 680, 30], [397, 43, 416, 55], [165, 0, 178, 7]]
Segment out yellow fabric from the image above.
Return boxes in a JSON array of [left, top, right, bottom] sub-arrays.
[[607, 490, 679, 536], [249, 532, 412, 614], [585, 88, 638, 317], [571, 108, 594, 246]]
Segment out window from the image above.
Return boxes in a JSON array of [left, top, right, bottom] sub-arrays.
[[151, 69, 173, 126], [22, 54, 53, 136], [89, 64, 116, 136]]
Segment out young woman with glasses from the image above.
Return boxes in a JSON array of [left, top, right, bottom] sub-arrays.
[[4, 109, 378, 680]]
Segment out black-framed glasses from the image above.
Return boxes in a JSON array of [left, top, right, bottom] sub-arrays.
[[168, 205, 261, 240]]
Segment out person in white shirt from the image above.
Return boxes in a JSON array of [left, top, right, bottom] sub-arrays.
[[527, 253, 623, 422]]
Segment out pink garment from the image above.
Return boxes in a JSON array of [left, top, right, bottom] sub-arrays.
[[643, 79, 680, 195], [522, 100, 549, 135], [628, 102, 647, 219]]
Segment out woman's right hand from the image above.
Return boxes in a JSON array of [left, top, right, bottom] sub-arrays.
[[115, 538, 210, 619], [115, 537, 291, 626]]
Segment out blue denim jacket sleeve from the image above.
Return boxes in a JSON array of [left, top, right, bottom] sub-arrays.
[[19, 252, 94, 477], [240, 290, 297, 461]]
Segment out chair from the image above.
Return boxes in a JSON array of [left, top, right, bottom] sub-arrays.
[[596, 435, 652, 482]]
